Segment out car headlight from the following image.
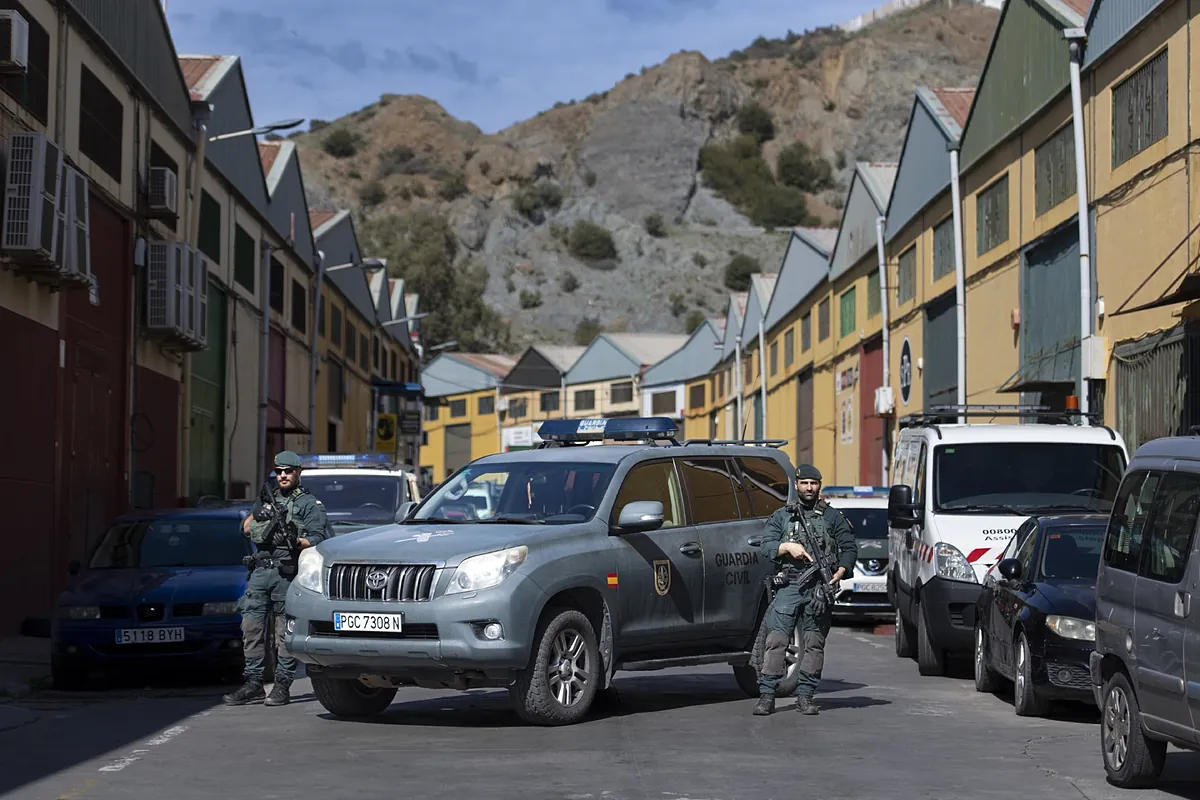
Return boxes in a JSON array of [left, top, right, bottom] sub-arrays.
[[295, 547, 325, 593], [202, 601, 238, 616], [1046, 615, 1095, 641], [934, 542, 978, 583], [445, 546, 528, 595], [58, 606, 100, 620]]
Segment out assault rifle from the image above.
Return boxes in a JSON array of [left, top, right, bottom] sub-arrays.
[[777, 502, 841, 611], [242, 481, 297, 575]]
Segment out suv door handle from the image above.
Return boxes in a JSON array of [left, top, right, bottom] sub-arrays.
[[679, 542, 702, 556], [746, 536, 764, 547]]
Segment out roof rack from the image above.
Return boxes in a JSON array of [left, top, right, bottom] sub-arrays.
[[536, 417, 681, 448], [681, 438, 788, 449], [899, 404, 1115, 441]]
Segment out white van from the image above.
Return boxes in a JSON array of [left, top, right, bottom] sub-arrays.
[[885, 405, 1129, 676]]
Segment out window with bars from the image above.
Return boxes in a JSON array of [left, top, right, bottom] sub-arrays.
[[769, 341, 778, 376], [801, 312, 812, 351], [234, 225, 256, 292], [818, 297, 830, 341], [291, 279, 307, 333], [449, 399, 467, 417], [867, 271, 880, 318], [540, 391, 560, 413], [509, 397, 528, 418], [976, 175, 1009, 256], [478, 395, 494, 415], [1035, 123, 1077, 216], [574, 389, 595, 411], [269, 257, 284, 312], [932, 217, 955, 280], [897, 245, 916, 304], [1113, 49, 1168, 168], [330, 305, 342, 348], [839, 287, 856, 339], [79, 65, 123, 182], [0, 1, 49, 124], [784, 329, 795, 366]]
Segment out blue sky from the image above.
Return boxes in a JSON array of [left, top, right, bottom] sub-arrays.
[[164, 0, 884, 135]]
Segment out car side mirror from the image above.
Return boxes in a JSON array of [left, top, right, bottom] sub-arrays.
[[68, 560, 80, 576], [614, 501, 664, 533], [997, 558, 1022, 581], [395, 501, 417, 523], [888, 485, 919, 529]]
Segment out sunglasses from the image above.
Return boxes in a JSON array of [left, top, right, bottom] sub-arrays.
[[275, 467, 297, 476]]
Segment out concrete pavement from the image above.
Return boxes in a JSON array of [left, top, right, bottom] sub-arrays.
[[3, 626, 1200, 799]]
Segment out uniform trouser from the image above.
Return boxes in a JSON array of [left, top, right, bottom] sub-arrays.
[[758, 582, 833, 698], [238, 566, 296, 683]]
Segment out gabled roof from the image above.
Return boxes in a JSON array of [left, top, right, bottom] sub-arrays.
[[929, 88, 975, 137], [605, 332, 691, 368], [856, 163, 899, 211], [829, 163, 897, 283], [642, 319, 723, 388], [422, 351, 511, 398], [793, 226, 838, 255], [178, 55, 237, 101], [762, 229, 834, 333], [310, 209, 345, 235], [452, 353, 519, 378], [741, 273, 778, 344], [258, 141, 288, 193], [721, 291, 748, 361], [534, 345, 585, 374], [1083, 0, 1170, 70]]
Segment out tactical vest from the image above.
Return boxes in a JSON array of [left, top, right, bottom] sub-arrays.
[[249, 490, 300, 545], [786, 502, 836, 557]]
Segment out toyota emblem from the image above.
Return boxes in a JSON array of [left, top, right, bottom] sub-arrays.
[[365, 569, 389, 591]]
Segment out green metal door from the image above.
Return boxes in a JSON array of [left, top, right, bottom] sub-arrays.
[[189, 280, 226, 501]]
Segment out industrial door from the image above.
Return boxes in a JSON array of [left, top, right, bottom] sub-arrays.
[[796, 369, 814, 467], [859, 337, 884, 485], [189, 281, 226, 501]]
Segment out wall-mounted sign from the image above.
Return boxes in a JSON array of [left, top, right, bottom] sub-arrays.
[[837, 365, 859, 393], [840, 397, 854, 444], [899, 337, 913, 407]]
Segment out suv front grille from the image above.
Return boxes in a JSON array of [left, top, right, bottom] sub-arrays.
[[328, 564, 437, 602]]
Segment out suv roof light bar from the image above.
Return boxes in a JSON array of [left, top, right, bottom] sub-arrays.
[[536, 417, 681, 448], [297, 453, 400, 470], [822, 485, 889, 498]]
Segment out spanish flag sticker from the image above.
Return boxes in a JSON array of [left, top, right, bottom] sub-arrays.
[[606, 573, 619, 587]]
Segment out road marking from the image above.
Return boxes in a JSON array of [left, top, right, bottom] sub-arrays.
[[97, 725, 188, 772], [852, 635, 886, 649]]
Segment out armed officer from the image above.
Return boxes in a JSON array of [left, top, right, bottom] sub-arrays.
[[223, 450, 328, 707], [753, 464, 857, 716]]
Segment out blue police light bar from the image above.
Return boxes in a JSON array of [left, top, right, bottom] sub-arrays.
[[822, 485, 889, 498], [537, 417, 679, 443], [297, 453, 396, 469]]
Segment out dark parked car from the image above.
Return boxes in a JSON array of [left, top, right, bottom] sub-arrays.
[[973, 513, 1106, 716], [50, 506, 258, 688]]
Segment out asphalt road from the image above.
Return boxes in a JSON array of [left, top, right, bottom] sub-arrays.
[[4, 626, 1200, 800]]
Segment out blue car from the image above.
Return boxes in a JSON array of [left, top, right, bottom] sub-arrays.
[[50, 505, 258, 688]]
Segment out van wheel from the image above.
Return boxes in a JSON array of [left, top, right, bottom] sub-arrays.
[[1101, 671, 1166, 788], [745, 615, 801, 698], [894, 607, 915, 659], [1013, 634, 1049, 716], [973, 624, 1000, 693], [510, 607, 600, 726], [311, 675, 397, 717], [916, 603, 945, 676]]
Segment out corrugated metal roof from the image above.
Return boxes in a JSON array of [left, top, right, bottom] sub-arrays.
[[711, 316, 727, 333], [452, 353, 519, 378], [794, 227, 838, 256], [932, 88, 976, 131], [534, 345, 585, 373], [258, 142, 281, 177], [733, 292, 749, 318], [1084, 0, 1170, 70], [605, 333, 691, 368], [856, 163, 899, 210], [1060, 0, 1093, 16], [177, 54, 237, 101], [310, 209, 344, 236], [751, 272, 778, 308]]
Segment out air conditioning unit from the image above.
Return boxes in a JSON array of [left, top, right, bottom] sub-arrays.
[[2, 131, 64, 264], [0, 11, 30, 73], [146, 240, 187, 337], [147, 166, 177, 218], [874, 385, 895, 416], [179, 244, 197, 342], [58, 166, 91, 285]]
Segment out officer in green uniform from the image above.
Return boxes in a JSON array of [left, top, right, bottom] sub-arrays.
[[223, 450, 329, 707], [753, 464, 857, 716]]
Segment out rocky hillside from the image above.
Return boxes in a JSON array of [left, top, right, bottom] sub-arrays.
[[290, 1, 999, 351]]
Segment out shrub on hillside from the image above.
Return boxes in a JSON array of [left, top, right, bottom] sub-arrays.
[[724, 254, 761, 291], [700, 135, 819, 228], [751, 184, 817, 229], [519, 289, 542, 309], [560, 272, 580, 293], [574, 316, 603, 346], [438, 170, 468, 201], [514, 182, 564, 222], [359, 180, 387, 207], [323, 129, 359, 158], [737, 101, 775, 143], [568, 221, 618, 263], [777, 141, 834, 192], [377, 146, 416, 177], [685, 310, 707, 334], [644, 213, 666, 237]]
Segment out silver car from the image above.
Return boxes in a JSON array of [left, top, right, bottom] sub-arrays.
[[284, 417, 797, 725]]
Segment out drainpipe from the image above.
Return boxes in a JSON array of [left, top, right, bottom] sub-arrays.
[[1066, 28, 1092, 425], [875, 215, 890, 485], [758, 318, 767, 439], [948, 141, 967, 425], [734, 334, 743, 439], [561, 375, 567, 419], [308, 250, 325, 452], [182, 103, 210, 499], [257, 240, 271, 474]]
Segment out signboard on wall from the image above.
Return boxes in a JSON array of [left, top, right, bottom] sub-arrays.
[[840, 397, 854, 444], [899, 338, 913, 406], [375, 413, 397, 452]]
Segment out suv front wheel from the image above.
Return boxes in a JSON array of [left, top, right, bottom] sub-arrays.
[[1101, 671, 1167, 789], [510, 607, 601, 725]]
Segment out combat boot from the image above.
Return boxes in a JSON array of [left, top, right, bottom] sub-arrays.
[[794, 697, 819, 715], [264, 680, 291, 707], [752, 693, 775, 716], [222, 679, 265, 706]]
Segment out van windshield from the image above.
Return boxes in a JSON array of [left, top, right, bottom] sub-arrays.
[[933, 442, 1126, 514]]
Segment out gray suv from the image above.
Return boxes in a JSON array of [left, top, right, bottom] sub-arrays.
[[283, 417, 797, 725], [1092, 435, 1200, 788]]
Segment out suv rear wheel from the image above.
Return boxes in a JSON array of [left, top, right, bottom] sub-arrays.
[[311, 675, 397, 717], [510, 607, 600, 725], [1101, 671, 1166, 789]]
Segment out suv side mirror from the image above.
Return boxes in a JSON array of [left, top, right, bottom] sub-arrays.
[[888, 485, 920, 529], [614, 501, 664, 533], [68, 560, 80, 576], [997, 558, 1022, 581], [395, 501, 417, 523]]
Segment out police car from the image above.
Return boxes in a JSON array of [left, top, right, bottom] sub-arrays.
[[822, 486, 892, 619], [296, 453, 422, 535]]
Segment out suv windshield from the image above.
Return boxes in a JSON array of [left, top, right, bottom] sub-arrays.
[[303, 475, 404, 525], [934, 442, 1126, 514], [89, 518, 249, 569], [838, 507, 888, 538], [414, 461, 618, 524]]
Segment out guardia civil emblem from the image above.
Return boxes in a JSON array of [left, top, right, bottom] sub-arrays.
[[653, 560, 671, 596]]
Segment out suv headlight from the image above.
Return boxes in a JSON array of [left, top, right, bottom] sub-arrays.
[[445, 546, 528, 595], [295, 547, 325, 593], [202, 601, 238, 616], [1046, 615, 1095, 641], [935, 542, 978, 583]]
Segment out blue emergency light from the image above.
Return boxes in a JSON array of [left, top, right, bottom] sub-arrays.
[[537, 417, 679, 444], [298, 453, 397, 470], [822, 485, 889, 498]]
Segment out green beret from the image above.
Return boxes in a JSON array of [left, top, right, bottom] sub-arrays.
[[274, 450, 302, 468], [795, 464, 822, 482]]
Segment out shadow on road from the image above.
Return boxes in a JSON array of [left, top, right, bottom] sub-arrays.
[[1157, 752, 1200, 799]]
